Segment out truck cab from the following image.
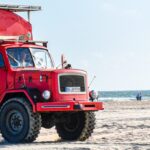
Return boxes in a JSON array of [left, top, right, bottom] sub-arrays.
[[0, 41, 102, 111]]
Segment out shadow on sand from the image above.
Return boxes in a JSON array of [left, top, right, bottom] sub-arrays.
[[0, 139, 92, 150], [1, 136, 150, 150]]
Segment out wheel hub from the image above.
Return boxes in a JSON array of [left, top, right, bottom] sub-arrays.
[[6, 110, 24, 134]]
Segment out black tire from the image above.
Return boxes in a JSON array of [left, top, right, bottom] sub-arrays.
[[41, 113, 54, 129], [0, 98, 41, 143], [55, 111, 95, 141]]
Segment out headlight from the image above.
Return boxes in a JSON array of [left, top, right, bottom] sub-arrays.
[[42, 90, 51, 100], [89, 90, 97, 101]]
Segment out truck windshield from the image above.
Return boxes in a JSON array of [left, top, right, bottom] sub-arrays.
[[7, 47, 54, 69], [30, 48, 53, 69]]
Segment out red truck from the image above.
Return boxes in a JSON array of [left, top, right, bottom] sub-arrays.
[[0, 4, 103, 143]]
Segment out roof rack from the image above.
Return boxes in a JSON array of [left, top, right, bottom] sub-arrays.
[[0, 4, 41, 22], [0, 4, 41, 12], [0, 39, 48, 47]]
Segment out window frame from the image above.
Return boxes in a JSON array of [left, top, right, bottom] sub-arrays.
[[0, 53, 5, 68]]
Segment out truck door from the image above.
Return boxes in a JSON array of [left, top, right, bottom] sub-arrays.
[[0, 53, 6, 95]]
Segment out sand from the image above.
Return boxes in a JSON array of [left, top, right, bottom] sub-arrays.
[[0, 100, 150, 150]]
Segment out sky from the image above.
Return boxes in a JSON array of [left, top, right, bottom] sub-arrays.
[[1, 0, 150, 91]]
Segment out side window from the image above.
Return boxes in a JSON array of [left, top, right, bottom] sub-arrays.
[[0, 53, 4, 67]]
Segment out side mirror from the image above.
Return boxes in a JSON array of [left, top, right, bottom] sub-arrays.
[[61, 54, 67, 68], [56, 54, 71, 69]]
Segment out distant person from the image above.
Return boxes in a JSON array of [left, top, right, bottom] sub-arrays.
[[136, 92, 142, 101]]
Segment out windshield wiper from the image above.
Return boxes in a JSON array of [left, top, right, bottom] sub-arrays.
[[8, 54, 19, 64]]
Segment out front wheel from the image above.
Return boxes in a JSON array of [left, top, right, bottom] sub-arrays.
[[0, 98, 41, 143], [55, 111, 95, 141]]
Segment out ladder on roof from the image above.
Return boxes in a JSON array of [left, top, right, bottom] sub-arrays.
[[0, 4, 41, 22]]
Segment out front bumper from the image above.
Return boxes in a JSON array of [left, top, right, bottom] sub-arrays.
[[36, 101, 103, 112]]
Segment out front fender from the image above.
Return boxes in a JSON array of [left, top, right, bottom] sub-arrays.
[[0, 89, 36, 112]]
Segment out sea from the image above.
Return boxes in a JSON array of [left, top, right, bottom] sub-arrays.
[[98, 90, 150, 101]]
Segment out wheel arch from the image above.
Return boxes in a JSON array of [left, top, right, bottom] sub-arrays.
[[0, 90, 36, 112]]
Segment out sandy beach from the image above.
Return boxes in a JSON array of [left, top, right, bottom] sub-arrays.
[[0, 100, 150, 150]]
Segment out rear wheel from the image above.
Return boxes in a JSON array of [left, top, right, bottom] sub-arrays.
[[41, 113, 55, 129], [0, 98, 41, 143], [55, 111, 95, 141]]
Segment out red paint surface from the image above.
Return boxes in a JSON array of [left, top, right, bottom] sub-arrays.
[[0, 9, 32, 40]]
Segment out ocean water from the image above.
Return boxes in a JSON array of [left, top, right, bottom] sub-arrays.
[[98, 90, 150, 101]]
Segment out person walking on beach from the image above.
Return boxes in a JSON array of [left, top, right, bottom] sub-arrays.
[[136, 92, 142, 101]]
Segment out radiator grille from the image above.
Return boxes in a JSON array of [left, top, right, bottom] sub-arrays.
[[59, 75, 85, 93]]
